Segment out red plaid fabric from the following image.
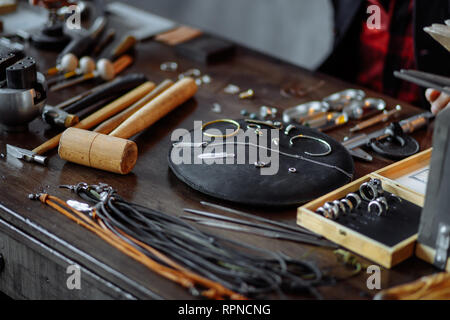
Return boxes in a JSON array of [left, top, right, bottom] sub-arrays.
[[356, 0, 421, 105]]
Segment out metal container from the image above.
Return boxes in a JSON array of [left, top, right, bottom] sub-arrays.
[[0, 73, 47, 132]]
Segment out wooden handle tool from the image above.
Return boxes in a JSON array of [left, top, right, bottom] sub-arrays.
[[94, 79, 174, 135], [33, 81, 155, 155], [111, 77, 198, 139], [58, 77, 198, 174]]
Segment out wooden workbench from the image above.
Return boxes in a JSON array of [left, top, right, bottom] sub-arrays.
[[0, 23, 437, 300]]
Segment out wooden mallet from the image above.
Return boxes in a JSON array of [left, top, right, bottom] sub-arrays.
[[58, 77, 198, 174]]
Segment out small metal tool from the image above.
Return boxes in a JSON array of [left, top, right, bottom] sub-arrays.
[[350, 105, 402, 133], [186, 206, 319, 237], [182, 216, 337, 248], [0, 56, 47, 132], [200, 201, 318, 236], [394, 69, 450, 96], [343, 112, 435, 161], [41, 105, 79, 128], [6, 145, 48, 165]]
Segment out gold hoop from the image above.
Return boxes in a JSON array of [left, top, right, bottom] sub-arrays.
[[201, 119, 241, 138]]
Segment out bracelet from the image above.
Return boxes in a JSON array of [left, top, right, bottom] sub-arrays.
[[289, 134, 332, 157], [201, 119, 241, 138]]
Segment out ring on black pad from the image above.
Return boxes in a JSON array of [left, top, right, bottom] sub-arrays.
[[289, 134, 332, 157]]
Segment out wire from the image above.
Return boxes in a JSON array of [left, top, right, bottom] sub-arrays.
[[34, 182, 329, 299]]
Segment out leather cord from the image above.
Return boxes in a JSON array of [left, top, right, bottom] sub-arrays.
[[33, 182, 328, 299]]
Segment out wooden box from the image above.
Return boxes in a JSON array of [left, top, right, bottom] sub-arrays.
[[297, 149, 432, 269]]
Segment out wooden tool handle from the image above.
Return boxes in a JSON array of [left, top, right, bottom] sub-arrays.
[[64, 114, 80, 128], [33, 81, 155, 155], [94, 79, 174, 135], [59, 128, 138, 175], [113, 55, 133, 76], [111, 35, 137, 59], [110, 77, 198, 139]]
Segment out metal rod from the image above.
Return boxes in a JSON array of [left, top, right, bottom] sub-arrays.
[[350, 105, 402, 133], [182, 216, 337, 248], [394, 71, 450, 95], [200, 201, 319, 236]]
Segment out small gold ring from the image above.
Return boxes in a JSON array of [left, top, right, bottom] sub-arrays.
[[201, 119, 241, 138]]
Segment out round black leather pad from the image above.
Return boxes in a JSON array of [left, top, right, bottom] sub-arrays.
[[168, 120, 355, 207]]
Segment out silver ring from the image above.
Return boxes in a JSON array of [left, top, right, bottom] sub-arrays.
[[368, 200, 385, 216], [359, 182, 377, 201], [340, 198, 353, 213], [254, 161, 270, 168], [324, 202, 340, 219], [247, 124, 263, 136], [333, 200, 347, 214], [346, 193, 361, 210], [370, 179, 384, 196], [317, 207, 334, 219], [376, 197, 389, 213], [360, 179, 384, 201], [289, 134, 332, 157], [284, 124, 296, 136], [388, 193, 402, 203]]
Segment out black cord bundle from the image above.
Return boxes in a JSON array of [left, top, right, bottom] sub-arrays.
[[62, 182, 329, 299]]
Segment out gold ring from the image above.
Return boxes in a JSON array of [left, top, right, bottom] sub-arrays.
[[201, 119, 241, 138]]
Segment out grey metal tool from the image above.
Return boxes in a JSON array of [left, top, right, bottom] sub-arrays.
[[182, 216, 338, 248], [343, 112, 435, 161], [41, 105, 79, 128], [200, 201, 319, 237], [6, 144, 48, 165], [349, 105, 402, 133], [184, 208, 320, 238], [57, 16, 107, 62], [394, 69, 450, 96], [41, 73, 148, 128], [0, 56, 47, 132]]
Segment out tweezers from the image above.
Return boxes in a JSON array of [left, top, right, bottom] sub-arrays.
[[394, 69, 450, 95], [181, 215, 338, 248], [184, 207, 318, 238], [200, 201, 319, 237]]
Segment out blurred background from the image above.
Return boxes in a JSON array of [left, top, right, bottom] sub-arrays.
[[126, 0, 334, 70]]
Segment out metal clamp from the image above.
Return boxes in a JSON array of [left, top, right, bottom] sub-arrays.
[[434, 223, 450, 270]]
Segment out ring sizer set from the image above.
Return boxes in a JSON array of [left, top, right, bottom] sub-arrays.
[[316, 178, 403, 219]]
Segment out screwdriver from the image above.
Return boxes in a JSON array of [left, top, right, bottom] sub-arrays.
[[349, 105, 402, 133]]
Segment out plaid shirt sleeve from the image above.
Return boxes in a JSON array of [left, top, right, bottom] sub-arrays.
[[356, 0, 421, 105]]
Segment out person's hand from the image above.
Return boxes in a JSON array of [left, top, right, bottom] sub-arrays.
[[426, 88, 450, 115]]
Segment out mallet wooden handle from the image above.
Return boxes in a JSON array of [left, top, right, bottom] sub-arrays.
[[110, 77, 197, 139], [94, 79, 174, 135], [33, 81, 155, 155]]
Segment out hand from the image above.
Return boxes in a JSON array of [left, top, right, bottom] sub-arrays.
[[426, 88, 450, 115]]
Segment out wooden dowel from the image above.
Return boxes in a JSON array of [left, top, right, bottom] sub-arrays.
[[33, 81, 155, 155], [94, 79, 173, 135], [110, 77, 197, 139]]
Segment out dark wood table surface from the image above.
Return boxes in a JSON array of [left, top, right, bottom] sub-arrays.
[[0, 22, 439, 300]]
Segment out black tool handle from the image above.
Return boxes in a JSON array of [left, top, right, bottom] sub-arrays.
[[58, 36, 96, 62], [64, 73, 148, 114]]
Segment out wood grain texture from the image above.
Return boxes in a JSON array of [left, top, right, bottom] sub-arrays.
[[94, 80, 174, 135], [31, 82, 155, 155], [110, 77, 198, 139], [0, 29, 437, 299], [59, 128, 138, 175]]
